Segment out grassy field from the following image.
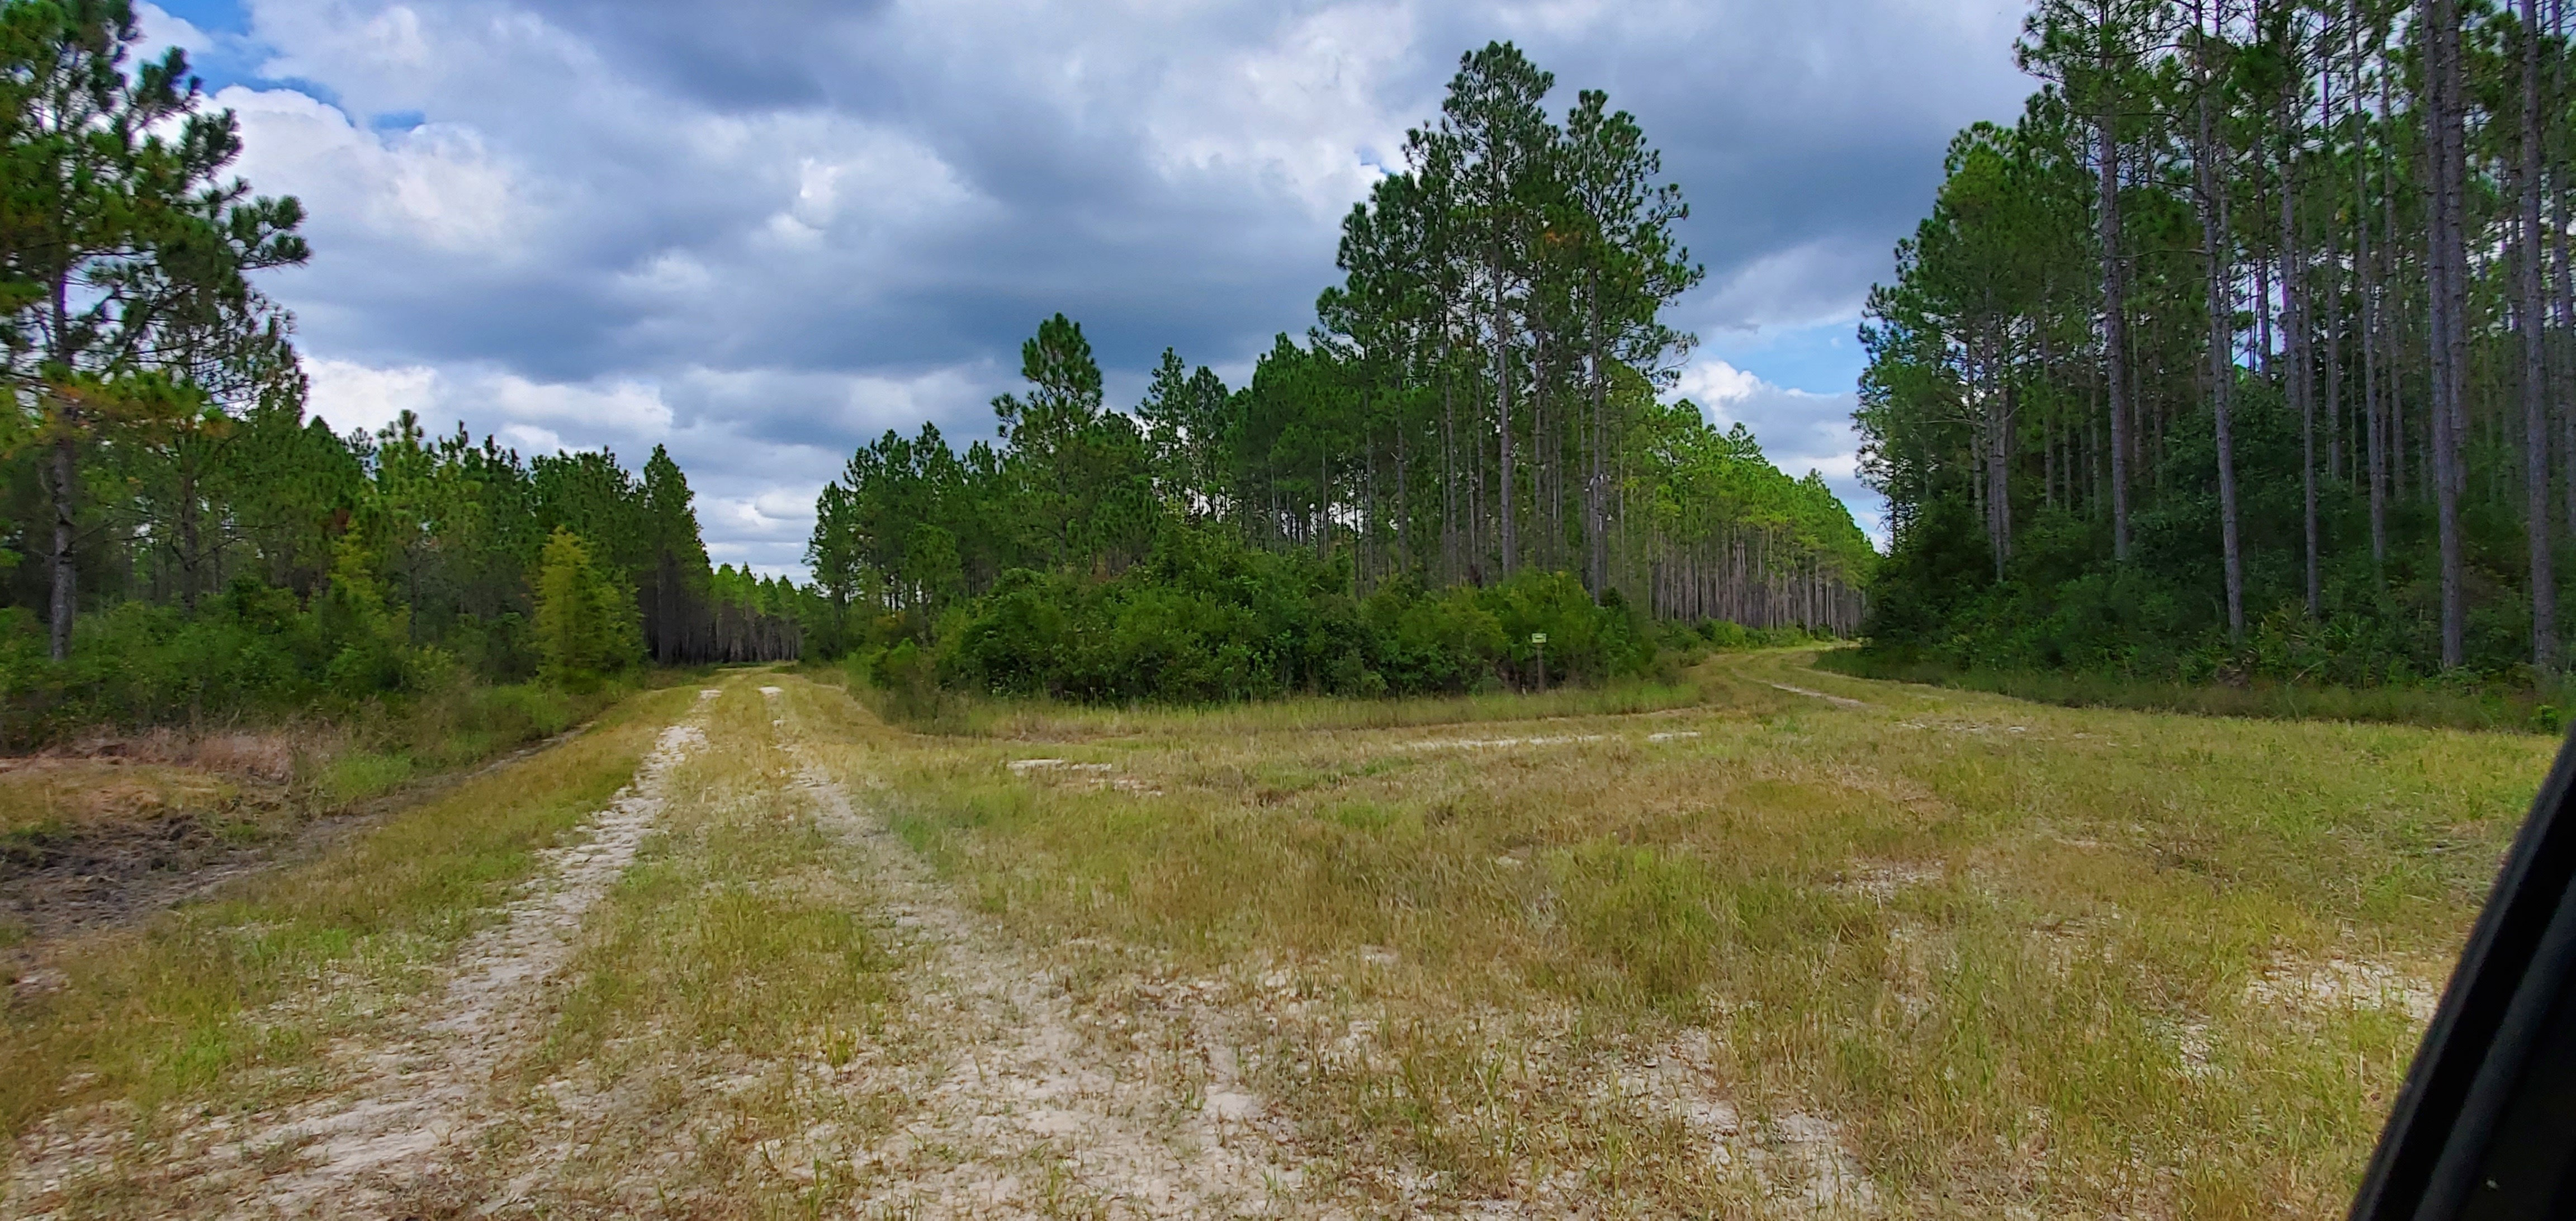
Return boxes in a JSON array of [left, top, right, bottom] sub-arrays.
[[813, 647, 2546, 1215], [3, 651, 2549, 1217]]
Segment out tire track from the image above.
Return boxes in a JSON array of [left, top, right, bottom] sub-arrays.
[[765, 685, 1309, 1218], [7, 689, 721, 1219]]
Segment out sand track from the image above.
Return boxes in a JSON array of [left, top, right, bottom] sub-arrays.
[[768, 686, 1308, 1218], [6, 690, 719, 1219]]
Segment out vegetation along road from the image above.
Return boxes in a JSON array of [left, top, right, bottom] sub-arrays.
[[0, 649, 2542, 1218]]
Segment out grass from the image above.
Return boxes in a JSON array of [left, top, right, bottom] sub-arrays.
[[0, 674, 664, 873], [1818, 646, 2569, 735], [0, 764, 246, 843], [447, 682, 914, 1214], [0, 680, 700, 1144], [801, 646, 2546, 1215], [4, 651, 2544, 1215]]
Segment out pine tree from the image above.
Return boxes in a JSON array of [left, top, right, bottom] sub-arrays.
[[1, 0, 307, 659]]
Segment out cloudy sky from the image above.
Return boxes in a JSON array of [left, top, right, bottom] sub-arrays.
[[138, 0, 2034, 575]]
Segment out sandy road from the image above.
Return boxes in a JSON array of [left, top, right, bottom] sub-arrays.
[[4, 689, 722, 1218], [761, 683, 1311, 1218], [8, 682, 1322, 1218]]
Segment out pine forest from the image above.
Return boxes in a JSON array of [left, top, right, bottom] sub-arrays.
[[1859, 0, 2576, 689], [2, 22, 1871, 734]]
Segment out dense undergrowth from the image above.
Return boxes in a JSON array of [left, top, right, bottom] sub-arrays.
[[1838, 490, 2576, 733], [832, 527, 1826, 720], [1820, 645, 2572, 735], [0, 590, 670, 817]]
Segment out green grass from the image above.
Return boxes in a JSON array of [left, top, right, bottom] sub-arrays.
[[309, 748, 417, 804], [812, 668, 1720, 742], [10, 653, 2541, 1215], [1818, 646, 2569, 735]]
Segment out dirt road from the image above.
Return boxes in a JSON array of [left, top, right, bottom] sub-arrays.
[[7, 679, 1335, 1217], [13, 656, 2492, 1217]]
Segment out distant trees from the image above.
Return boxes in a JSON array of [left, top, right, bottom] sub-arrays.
[[1860, 0, 2576, 682], [807, 42, 1876, 651]]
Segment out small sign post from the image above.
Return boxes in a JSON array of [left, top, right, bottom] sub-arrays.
[[1531, 632, 1547, 692]]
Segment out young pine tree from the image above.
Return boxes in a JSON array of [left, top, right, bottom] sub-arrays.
[[533, 528, 639, 688]]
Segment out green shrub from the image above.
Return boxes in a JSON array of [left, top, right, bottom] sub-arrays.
[[930, 526, 1664, 704]]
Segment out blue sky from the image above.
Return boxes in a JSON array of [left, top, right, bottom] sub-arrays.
[[131, 0, 2034, 574]]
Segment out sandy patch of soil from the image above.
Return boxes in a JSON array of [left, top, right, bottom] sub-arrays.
[[1605, 1028, 1878, 1213], [2245, 953, 2442, 1024], [1765, 682, 1871, 709], [1399, 733, 1610, 751]]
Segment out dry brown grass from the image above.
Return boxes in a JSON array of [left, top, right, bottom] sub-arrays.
[[812, 648, 2544, 1217], [3, 652, 2542, 1218]]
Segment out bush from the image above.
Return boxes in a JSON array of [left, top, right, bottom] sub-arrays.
[[933, 526, 1662, 704]]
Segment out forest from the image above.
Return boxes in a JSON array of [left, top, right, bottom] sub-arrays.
[[1857, 0, 2576, 688], [0, 2, 802, 743], [806, 45, 1873, 702], [0, 10, 1871, 735]]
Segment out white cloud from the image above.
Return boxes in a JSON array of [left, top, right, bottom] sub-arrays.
[[1671, 357, 1886, 548], [498, 423, 568, 453], [135, 3, 215, 58], [307, 358, 671, 445], [1142, 3, 1420, 217], [305, 357, 439, 432], [1671, 358, 1764, 408], [485, 374, 672, 435], [224, 86, 528, 255], [211, 0, 2020, 575]]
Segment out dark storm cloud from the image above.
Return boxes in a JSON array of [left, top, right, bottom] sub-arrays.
[[165, 0, 2032, 572]]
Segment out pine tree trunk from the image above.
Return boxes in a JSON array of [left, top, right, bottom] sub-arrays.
[[1586, 273, 1611, 597], [2358, 0, 2389, 567], [2427, 0, 2470, 668], [2286, 134, 2319, 617], [2555, 0, 2576, 543], [2098, 98, 2134, 561], [178, 461, 201, 616], [2523, 0, 2556, 667], [1493, 254, 1516, 579], [48, 432, 77, 662], [2198, 8, 2248, 644], [1442, 366, 1458, 583], [1990, 360, 2015, 580]]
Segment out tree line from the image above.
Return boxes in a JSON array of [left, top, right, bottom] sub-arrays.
[[2, 10, 1878, 730], [806, 41, 1876, 690], [0, 2, 800, 740], [1862, 0, 2576, 682]]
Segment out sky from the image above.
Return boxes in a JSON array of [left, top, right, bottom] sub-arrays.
[[134, 0, 2037, 576]]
